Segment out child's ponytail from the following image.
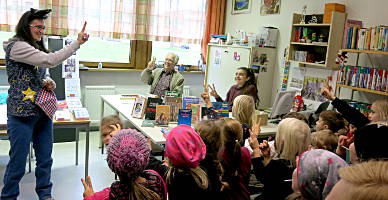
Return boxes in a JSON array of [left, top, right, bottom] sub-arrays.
[[219, 118, 243, 190], [132, 180, 162, 200]]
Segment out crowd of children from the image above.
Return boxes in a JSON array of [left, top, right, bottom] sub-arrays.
[[90, 83, 388, 200]]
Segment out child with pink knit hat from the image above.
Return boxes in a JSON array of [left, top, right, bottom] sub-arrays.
[[164, 124, 210, 200], [81, 129, 167, 200]]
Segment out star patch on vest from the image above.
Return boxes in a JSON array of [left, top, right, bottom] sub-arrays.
[[22, 87, 36, 102]]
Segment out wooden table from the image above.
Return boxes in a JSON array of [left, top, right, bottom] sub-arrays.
[[0, 105, 91, 178]]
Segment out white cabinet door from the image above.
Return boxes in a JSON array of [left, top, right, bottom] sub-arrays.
[[206, 45, 251, 100]]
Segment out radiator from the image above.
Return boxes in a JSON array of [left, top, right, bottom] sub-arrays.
[[0, 86, 9, 93], [84, 86, 116, 124], [183, 86, 190, 96]]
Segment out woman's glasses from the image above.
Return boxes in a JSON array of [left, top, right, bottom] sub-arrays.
[[29, 25, 46, 31]]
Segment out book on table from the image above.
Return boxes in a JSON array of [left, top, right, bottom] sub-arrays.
[[182, 96, 200, 109], [55, 109, 71, 121], [141, 120, 155, 127], [132, 96, 147, 119], [155, 105, 170, 126], [165, 96, 182, 122], [144, 97, 163, 120], [73, 107, 90, 120], [178, 109, 192, 126]]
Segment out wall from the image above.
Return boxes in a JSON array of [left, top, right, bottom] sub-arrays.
[[0, 69, 205, 101], [225, 0, 388, 104]]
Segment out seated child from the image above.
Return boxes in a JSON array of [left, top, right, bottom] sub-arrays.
[[100, 115, 168, 177], [315, 110, 345, 134], [100, 115, 123, 145], [219, 118, 251, 200], [165, 125, 209, 200], [310, 129, 338, 153], [289, 149, 347, 200], [82, 129, 167, 200]]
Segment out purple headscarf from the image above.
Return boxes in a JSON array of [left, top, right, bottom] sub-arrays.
[[297, 149, 348, 200]]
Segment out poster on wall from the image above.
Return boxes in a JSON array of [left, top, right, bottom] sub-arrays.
[[213, 48, 222, 68], [301, 76, 326, 102], [62, 38, 79, 79], [260, 0, 281, 15], [289, 64, 305, 91], [232, 0, 251, 14]]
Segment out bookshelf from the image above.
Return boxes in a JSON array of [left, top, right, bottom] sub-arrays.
[[340, 49, 388, 55], [336, 50, 388, 100], [289, 12, 346, 69], [337, 84, 388, 96]]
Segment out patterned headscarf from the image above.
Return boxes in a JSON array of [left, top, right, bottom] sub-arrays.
[[165, 124, 206, 168], [297, 149, 348, 200]]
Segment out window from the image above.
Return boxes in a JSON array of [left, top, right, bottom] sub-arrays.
[[0, 31, 16, 58], [152, 41, 202, 66], [76, 37, 131, 63]]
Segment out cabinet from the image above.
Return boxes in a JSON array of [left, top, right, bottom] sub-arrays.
[[289, 12, 346, 69], [336, 49, 388, 100], [205, 44, 277, 109]]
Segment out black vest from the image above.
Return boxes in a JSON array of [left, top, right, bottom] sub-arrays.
[[6, 41, 46, 117]]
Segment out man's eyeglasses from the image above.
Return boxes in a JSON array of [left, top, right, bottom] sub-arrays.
[[29, 25, 46, 30]]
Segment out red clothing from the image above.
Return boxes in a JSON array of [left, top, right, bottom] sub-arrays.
[[216, 84, 258, 111], [219, 147, 251, 200]]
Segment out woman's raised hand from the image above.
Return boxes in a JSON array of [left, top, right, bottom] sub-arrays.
[[77, 22, 89, 45], [208, 84, 219, 98]]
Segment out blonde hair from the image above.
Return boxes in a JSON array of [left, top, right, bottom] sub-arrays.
[[311, 130, 338, 152], [100, 115, 123, 130], [232, 95, 255, 126], [275, 118, 311, 166], [337, 160, 388, 200], [372, 99, 388, 122]]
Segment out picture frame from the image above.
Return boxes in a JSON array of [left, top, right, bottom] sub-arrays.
[[232, 0, 251, 15], [260, 0, 281, 15]]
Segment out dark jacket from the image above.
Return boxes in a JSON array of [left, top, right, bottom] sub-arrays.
[[331, 98, 370, 129], [167, 167, 210, 200], [252, 157, 294, 200]]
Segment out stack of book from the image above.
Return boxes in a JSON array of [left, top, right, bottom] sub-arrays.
[[337, 65, 388, 92]]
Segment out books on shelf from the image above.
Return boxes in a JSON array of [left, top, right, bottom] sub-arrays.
[[338, 65, 388, 92], [73, 107, 90, 120], [132, 96, 147, 119], [155, 105, 170, 126], [165, 97, 182, 122], [342, 19, 388, 51], [178, 109, 192, 126], [144, 97, 163, 120]]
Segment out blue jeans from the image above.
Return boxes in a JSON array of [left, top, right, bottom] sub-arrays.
[[1, 111, 53, 200]]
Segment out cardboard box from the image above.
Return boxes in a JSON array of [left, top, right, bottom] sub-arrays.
[[324, 3, 345, 24], [258, 26, 278, 48], [252, 111, 268, 126]]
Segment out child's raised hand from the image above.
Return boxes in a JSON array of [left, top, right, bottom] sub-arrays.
[[81, 176, 95, 197], [321, 84, 336, 101], [259, 140, 270, 158], [250, 118, 262, 138]]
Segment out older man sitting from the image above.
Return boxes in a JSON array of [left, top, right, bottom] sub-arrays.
[[141, 52, 184, 97]]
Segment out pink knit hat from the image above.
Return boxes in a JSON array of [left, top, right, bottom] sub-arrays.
[[107, 129, 150, 176], [165, 125, 206, 168]]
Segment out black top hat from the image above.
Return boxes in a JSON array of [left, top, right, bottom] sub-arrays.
[[28, 8, 52, 22]]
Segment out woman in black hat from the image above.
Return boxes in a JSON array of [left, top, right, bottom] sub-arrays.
[[1, 8, 88, 200]]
